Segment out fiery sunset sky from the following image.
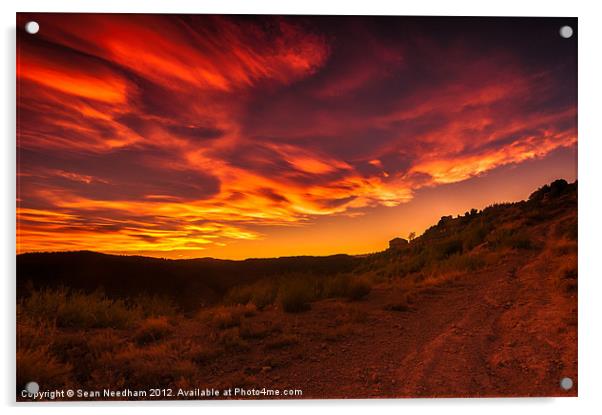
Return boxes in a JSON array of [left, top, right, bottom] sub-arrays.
[[16, 14, 577, 259]]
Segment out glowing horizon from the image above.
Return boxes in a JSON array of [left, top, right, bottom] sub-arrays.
[[17, 15, 577, 259]]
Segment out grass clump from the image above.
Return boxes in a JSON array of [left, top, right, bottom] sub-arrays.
[[218, 328, 250, 351], [487, 228, 533, 250], [279, 279, 313, 313], [206, 304, 256, 329], [224, 280, 278, 310], [134, 317, 173, 345], [17, 346, 72, 392], [19, 288, 141, 329], [97, 343, 196, 389], [322, 274, 372, 301], [186, 344, 221, 365], [133, 294, 177, 318], [422, 253, 486, 277], [345, 278, 372, 300], [230, 272, 374, 314]]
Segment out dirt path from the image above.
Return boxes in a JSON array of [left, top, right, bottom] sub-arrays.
[[281, 259, 526, 398], [393, 262, 521, 397], [185, 228, 576, 399], [202, 249, 577, 399]]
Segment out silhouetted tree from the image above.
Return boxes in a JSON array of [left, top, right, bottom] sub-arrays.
[[529, 179, 570, 201], [438, 215, 453, 226], [550, 179, 569, 196]]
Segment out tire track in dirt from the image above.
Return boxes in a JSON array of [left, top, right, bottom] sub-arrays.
[[269, 259, 527, 398], [394, 262, 522, 397]]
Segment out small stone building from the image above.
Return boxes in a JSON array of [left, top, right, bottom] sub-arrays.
[[389, 237, 409, 250]]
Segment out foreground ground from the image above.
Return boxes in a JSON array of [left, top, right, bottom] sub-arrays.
[[19, 239, 577, 399]]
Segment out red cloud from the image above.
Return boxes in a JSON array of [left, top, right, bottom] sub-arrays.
[[16, 14, 577, 257]]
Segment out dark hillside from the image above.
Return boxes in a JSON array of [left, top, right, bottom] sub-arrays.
[[357, 179, 577, 278], [17, 251, 358, 309]]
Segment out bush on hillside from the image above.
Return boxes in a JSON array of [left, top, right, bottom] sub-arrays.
[[19, 288, 141, 329], [279, 279, 313, 313]]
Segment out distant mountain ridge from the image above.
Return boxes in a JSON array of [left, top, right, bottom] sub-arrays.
[[17, 250, 358, 308]]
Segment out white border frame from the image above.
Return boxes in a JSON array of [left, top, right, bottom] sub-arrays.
[[2, 1, 601, 414]]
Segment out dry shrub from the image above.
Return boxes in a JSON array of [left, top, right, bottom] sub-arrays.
[[17, 346, 72, 392], [87, 330, 125, 355], [279, 280, 312, 313], [322, 274, 350, 298], [20, 288, 140, 329], [96, 343, 196, 388], [134, 317, 173, 345], [17, 313, 74, 390], [421, 253, 486, 279], [17, 312, 56, 349], [322, 275, 372, 301], [218, 328, 249, 351], [233, 273, 373, 314], [225, 280, 278, 310], [16, 312, 65, 392], [206, 304, 256, 329], [555, 217, 577, 240], [410, 271, 452, 290], [61, 294, 138, 329], [346, 278, 372, 300], [186, 343, 221, 365], [51, 330, 124, 361], [18, 289, 65, 322], [487, 228, 533, 250], [49, 330, 125, 384], [134, 294, 178, 317]]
